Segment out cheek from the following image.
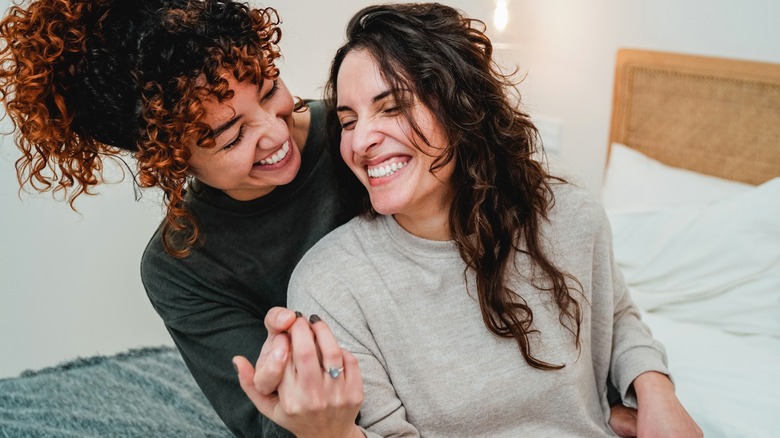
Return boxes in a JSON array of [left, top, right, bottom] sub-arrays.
[[275, 82, 296, 114], [339, 136, 354, 167], [185, 150, 205, 178]]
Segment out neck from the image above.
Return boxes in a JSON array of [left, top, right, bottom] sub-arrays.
[[392, 201, 452, 241]]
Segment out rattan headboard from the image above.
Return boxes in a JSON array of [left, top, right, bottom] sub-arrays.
[[608, 48, 780, 185]]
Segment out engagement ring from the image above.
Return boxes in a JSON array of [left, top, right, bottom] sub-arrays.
[[325, 367, 344, 379]]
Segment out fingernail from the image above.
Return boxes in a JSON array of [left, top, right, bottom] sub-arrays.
[[309, 314, 321, 324], [232, 359, 238, 373], [294, 311, 303, 318]]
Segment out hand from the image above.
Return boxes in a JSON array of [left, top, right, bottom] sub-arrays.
[[633, 372, 702, 438], [233, 307, 297, 400], [609, 404, 637, 437], [235, 312, 364, 438]]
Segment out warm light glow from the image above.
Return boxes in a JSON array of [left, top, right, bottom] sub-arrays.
[[494, 0, 509, 32]]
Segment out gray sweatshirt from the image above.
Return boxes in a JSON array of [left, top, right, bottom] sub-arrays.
[[288, 182, 668, 437]]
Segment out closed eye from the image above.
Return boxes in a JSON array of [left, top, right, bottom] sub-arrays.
[[382, 105, 400, 115], [221, 126, 244, 151], [379, 97, 401, 115], [340, 118, 356, 130], [261, 80, 279, 102]]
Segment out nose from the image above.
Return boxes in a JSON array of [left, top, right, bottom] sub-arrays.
[[351, 117, 382, 155], [254, 109, 288, 151]]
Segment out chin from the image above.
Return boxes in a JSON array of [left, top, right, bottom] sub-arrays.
[[368, 197, 405, 216]]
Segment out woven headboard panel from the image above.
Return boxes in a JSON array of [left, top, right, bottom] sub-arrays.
[[609, 49, 780, 184]]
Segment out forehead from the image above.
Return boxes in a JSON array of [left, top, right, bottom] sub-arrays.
[[198, 75, 256, 125], [337, 50, 388, 98]]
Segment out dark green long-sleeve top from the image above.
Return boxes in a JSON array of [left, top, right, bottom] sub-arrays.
[[141, 100, 358, 437]]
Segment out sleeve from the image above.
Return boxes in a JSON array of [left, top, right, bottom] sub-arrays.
[[288, 266, 420, 438], [600, 211, 670, 408], [141, 253, 294, 438]]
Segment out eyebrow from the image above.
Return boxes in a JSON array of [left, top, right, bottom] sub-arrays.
[[211, 115, 242, 139], [211, 81, 271, 138], [336, 90, 393, 113]]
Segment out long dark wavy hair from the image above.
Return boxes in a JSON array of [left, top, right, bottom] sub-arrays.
[[326, 3, 583, 370], [0, 0, 289, 257]]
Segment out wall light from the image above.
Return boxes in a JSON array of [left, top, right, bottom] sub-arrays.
[[494, 0, 509, 33]]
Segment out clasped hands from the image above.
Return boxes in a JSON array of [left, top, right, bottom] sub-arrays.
[[233, 308, 364, 438]]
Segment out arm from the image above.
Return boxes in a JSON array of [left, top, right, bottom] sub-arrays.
[[142, 256, 295, 438], [156, 302, 295, 438], [599, 212, 701, 437], [609, 262, 670, 407], [633, 372, 702, 438]]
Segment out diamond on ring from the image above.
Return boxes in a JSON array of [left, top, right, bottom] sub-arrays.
[[326, 367, 344, 379]]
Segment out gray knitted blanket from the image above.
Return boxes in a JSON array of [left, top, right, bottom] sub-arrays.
[[0, 346, 231, 437]]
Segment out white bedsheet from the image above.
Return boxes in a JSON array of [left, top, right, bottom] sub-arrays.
[[602, 143, 780, 437], [642, 311, 780, 438]]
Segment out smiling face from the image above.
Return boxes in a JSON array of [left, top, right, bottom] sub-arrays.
[[188, 75, 301, 200], [336, 49, 455, 239]]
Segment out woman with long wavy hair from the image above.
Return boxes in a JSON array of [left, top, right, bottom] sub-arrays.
[[236, 3, 702, 437]]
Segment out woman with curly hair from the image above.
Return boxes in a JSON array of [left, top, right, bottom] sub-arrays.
[[0, 0, 361, 435], [235, 3, 702, 437]]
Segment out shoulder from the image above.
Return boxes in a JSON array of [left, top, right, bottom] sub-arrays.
[[549, 180, 601, 211], [140, 225, 185, 307], [288, 216, 384, 291], [139, 225, 179, 317], [549, 180, 606, 219], [545, 180, 611, 241], [139, 223, 212, 320], [140, 225, 167, 286], [293, 217, 371, 271]]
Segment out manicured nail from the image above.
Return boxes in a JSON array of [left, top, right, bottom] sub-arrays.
[[294, 311, 303, 318], [309, 314, 321, 324]]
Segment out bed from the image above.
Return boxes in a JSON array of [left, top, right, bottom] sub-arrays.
[[0, 346, 231, 437], [602, 48, 780, 438]]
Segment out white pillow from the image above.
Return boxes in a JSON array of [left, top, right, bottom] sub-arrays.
[[601, 143, 752, 213], [609, 178, 780, 338]]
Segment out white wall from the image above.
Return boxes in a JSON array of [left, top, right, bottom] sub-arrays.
[[0, 138, 169, 378], [2, 0, 779, 378], [275, 0, 780, 191]]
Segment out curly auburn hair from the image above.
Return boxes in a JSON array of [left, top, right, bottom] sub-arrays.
[[0, 0, 284, 257], [326, 3, 584, 370]]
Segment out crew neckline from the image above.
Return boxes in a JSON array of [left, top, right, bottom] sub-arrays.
[[379, 215, 461, 260]]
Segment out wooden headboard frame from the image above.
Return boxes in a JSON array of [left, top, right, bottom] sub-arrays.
[[608, 48, 780, 184]]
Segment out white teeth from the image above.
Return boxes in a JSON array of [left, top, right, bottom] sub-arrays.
[[258, 141, 289, 165], [368, 161, 407, 178]]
